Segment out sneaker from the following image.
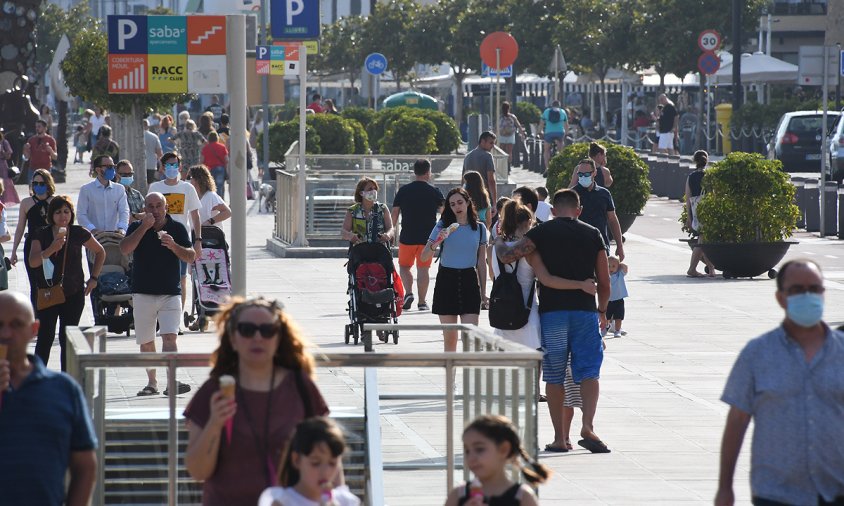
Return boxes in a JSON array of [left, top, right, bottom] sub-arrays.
[[402, 293, 415, 310], [613, 331, 622, 338], [417, 302, 430, 311], [616, 330, 627, 336]]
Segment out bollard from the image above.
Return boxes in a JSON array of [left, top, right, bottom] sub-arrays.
[[838, 188, 844, 239], [804, 181, 820, 232], [823, 181, 838, 236], [792, 178, 806, 230], [667, 156, 685, 200], [654, 154, 668, 197]]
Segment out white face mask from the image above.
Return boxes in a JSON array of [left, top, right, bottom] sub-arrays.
[[361, 190, 378, 201]]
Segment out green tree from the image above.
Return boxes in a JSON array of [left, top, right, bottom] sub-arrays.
[[312, 17, 367, 96], [35, 2, 99, 93], [61, 28, 190, 190], [361, 0, 420, 91]]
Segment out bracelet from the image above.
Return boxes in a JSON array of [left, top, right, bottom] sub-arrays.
[[194, 238, 203, 242], [89, 276, 98, 282], [209, 218, 215, 225]]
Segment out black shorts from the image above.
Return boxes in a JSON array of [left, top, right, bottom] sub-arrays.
[[606, 299, 625, 320], [432, 267, 481, 316]]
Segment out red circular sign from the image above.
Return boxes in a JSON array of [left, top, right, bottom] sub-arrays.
[[698, 52, 721, 75], [698, 30, 721, 53], [480, 32, 519, 69]]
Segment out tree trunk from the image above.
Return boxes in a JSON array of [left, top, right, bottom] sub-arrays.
[[453, 72, 466, 130], [112, 101, 148, 192], [56, 101, 68, 170]]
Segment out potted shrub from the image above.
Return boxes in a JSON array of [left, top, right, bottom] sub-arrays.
[[690, 152, 799, 279], [546, 142, 651, 232], [513, 102, 541, 136], [380, 116, 437, 154]]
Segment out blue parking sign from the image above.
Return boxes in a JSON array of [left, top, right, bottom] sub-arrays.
[[108, 16, 148, 54], [271, 0, 320, 40]]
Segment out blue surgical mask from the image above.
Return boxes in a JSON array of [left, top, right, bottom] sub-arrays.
[[786, 293, 824, 328], [120, 176, 134, 186], [103, 168, 116, 181], [578, 175, 593, 188], [33, 183, 48, 196], [164, 163, 180, 180], [42, 257, 55, 279]]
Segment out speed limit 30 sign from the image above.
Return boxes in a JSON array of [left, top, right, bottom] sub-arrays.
[[698, 30, 721, 53]]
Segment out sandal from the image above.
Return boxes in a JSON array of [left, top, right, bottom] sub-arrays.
[[163, 382, 191, 396], [481, 300, 490, 310], [136, 386, 159, 397]]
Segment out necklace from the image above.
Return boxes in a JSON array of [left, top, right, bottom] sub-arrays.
[[236, 367, 277, 487]]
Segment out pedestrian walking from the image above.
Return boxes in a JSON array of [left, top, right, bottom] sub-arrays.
[[0, 291, 98, 506], [187, 165, 231, 228], [341, 177, 394, 246], [143, 119, 163, 187], [120, 192, 195, 397], [685, 150, 716, 278], [22, 119, 57, 182], [716, 259, 844, 506], [568, 142, 614, 188], [445, 415, 550, 506], [184, 296, 330, 506], [605, 256, 628, 337], [421, 188, 488, 352], [497, 101, 526, 167], [28, 196, 105, 371], [572, 158, 625, 261], [540, 100, 568, 169], [10, 169, 55, 311], [655, 94, 679, 155], [174, 120, 207, 171], [158, 114, 177, 156], [463, 170, 491, 227], [201, 131, 229, 198], [390, 159, 444, 311], [90, 125, 119, 171], [534, 187, 552, 223], [116, 160, 145, 221], [463, 131, 498, 209], [495, 189, 611, 454], [0, 131, 20, 204], [76, 155, 130, 236]]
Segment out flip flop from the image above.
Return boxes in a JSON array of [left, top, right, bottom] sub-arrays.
[[578, 437, 611, 453], [544, 443, 568, 453], [565, 439, 573, 450], [163, 382, 191, 396], [136, 386, 159, 397]]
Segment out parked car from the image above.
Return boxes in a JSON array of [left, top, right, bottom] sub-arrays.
[[827, 111, 844, 183], [767, 111, 840, 173]]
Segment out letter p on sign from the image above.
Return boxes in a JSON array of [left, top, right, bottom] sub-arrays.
[[117, 19, 138, 50], [286, 0, 304, 25]]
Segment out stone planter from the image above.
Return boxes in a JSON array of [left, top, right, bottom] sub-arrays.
[[698, 241, 797, 279]]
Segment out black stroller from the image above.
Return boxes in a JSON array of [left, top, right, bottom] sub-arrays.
[[90, 232, 134, 335], [345, 242, 399, 352], [184, 226, 231, 332]]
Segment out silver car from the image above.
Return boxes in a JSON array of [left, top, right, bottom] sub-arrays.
[[828, 111, 844, 183]]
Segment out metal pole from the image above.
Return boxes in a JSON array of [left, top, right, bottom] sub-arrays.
[[731, 0, 743, 111], [706, 75, 712, 154], [766, 14, 772, 56], [227, 15, 248, 295], [495, 48, 501, 139], [820, 45, 830, 237], [294, 47, 309, 247], [620, 80, 628, 146], [260, 0, 270, 183]]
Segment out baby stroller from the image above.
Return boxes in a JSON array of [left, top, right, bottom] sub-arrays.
[[90, 232, 134, 336], [185, 226, 232, 331], [345, 242, 400, 352]]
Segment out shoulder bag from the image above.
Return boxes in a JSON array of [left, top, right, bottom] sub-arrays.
[[37, 234, 68, 310]]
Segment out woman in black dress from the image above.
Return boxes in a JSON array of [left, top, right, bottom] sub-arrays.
[[10, 168, 55, 311]]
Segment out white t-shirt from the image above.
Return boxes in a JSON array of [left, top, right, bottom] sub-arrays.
[[536, 200, 553, 223], [199, 191, 225, 224], [257, 485, 361, 506], [148, 180, 201, 232], [0, 208, 8, 238], [90, 114, 106, 136]]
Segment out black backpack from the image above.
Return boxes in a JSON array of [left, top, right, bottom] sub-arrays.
[[488, 258, 534, 330], [548, 108, 562, 124]]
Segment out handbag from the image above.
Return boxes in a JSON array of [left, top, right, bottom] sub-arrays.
[[36, 235, 68, 310]]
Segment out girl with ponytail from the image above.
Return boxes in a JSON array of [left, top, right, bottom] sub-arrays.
[[445, 415, 551, 505]]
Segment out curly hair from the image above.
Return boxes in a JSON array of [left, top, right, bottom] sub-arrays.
[[210, 297, 315, 379], [187, 164, 216, 194]]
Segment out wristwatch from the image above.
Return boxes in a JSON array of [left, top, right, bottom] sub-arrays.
[[209, 218, 215, 225], [89, 276, 98, 281], [194, 238, 203, 243]]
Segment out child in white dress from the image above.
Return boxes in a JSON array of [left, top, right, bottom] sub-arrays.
[[258, 417, 360, 506]]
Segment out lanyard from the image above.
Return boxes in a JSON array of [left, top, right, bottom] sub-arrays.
[[235, 367, 277, 487]]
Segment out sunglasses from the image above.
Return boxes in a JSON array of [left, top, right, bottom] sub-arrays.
[[32, 181, 47, 187], [577, 172, 593, 178], [99, 164, 116, 169], [236, 322, 280, 339], [119, 172, 134, 177]]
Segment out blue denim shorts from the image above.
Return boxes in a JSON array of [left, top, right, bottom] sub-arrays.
[[180, 260, 188, 277], [539, 310, 603, 384]]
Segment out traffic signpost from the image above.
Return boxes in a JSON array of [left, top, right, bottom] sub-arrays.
[[480, 32, 519, 140], [697, 52, 720, 75], [481, 63, 512, 78], [697, 29, 721, 155], [365, 53, 387, 111], [698, 30, 722, 53]]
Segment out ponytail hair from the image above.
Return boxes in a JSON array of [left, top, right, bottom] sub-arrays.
[[499, 199, 533, 240], [464, 415, 551, 485]]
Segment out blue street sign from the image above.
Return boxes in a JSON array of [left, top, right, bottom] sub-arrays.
[[481, 63, 512, 78], [365, 53, 388, 75], [108, 15, 148, 54], [271, 0, 320, 40]]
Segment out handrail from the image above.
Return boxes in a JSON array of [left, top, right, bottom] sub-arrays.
[[364, 369, 384, 506], [66, 323, 541, 504]]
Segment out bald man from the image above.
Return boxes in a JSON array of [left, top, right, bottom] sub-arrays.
[[121, 193, 195, 397], [0, 291, 97, 506]]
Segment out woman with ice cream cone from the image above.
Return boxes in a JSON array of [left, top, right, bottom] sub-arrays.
[[183, 296, 330, 506], [421, 187, 488, 352]]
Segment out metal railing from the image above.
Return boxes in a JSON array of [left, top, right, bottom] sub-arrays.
[[66, 323, 541, 505]]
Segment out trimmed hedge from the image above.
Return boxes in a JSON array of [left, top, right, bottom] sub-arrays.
[[345, 118, 370, 154], [341, 106, 376, 129], [307, 114, 355, 155], [380, 116, 437, 155], [368, 106, 460, 154], [258, 120, 321, 165]]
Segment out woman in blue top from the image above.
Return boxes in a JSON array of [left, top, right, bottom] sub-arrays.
[[421, 188, 487, 352], [462, 171, 491, 228]]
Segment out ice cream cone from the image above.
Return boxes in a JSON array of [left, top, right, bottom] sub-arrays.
[[0, 344, 7, 360], [219, 375, 236, 444]]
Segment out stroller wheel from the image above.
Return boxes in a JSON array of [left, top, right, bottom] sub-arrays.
[[344, 325, 351, 345], [198, 316, 209, 332], [353, 324, 360, 345], [363, 330, 373, 352], [183, 311, 192, 327], [377, 330, 388, 343], [392, 330, 399, 344]]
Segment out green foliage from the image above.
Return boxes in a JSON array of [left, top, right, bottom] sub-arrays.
[[361, 0, 421, 87], [694, 152, 799, 243], [730, 97, 829, 131], [306, 114, 355, 154], [546, 142, 651, 215], [271, 102, 300, 123], [513, 102, 541, 134], [259, 121, 321, 164], [61, 28, 189, 115], [313, 16, 366, 86], [380, 116, 437, 155], [344, 118, 370, 155], [368, 107, 460, 154], [341, 107, 376, 129], [36, 3, 99, 70]]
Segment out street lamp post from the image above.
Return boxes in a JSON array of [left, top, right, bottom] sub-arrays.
[[731, 0, 743, 111]]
